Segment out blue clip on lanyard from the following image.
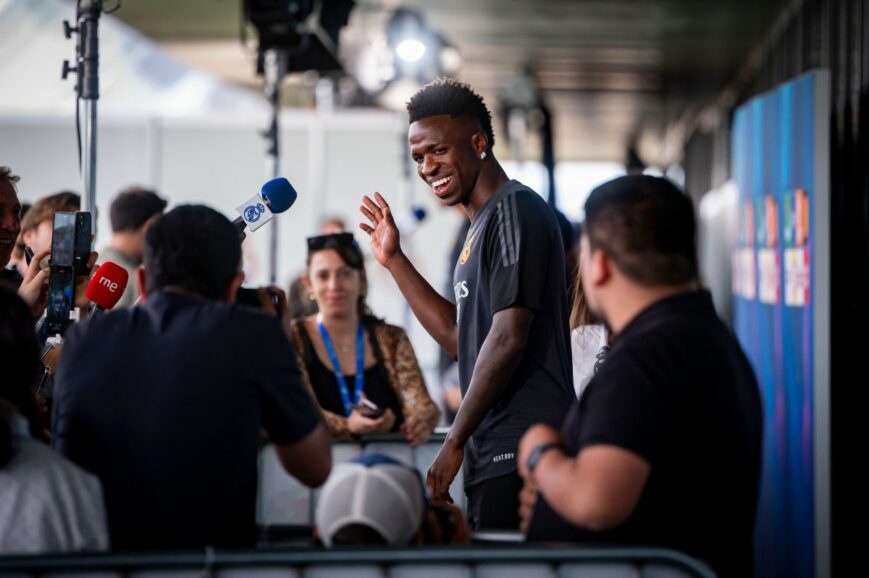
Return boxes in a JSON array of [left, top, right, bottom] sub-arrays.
[[318, 319, 365, 417]]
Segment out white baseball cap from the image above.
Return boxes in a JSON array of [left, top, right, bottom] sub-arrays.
[[316, 453, 426, 547]]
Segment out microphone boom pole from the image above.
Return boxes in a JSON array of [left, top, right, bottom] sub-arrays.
[[79, 0, 101, 224], [63, 0, 104, 239], [262, 48, 288, 284]]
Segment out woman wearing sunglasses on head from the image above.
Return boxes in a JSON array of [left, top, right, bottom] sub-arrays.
[[288, 233, 439, 446]]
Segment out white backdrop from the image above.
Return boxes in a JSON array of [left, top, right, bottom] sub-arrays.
[[0, 111, 465, 402]]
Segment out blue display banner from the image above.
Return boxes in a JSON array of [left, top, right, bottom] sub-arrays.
[[732, 72, 822, 578]]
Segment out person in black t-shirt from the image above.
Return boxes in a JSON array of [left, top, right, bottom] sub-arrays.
[[52, 205, 332, 550], [517, 175, 762, 578], [359, 78, 574, 531]]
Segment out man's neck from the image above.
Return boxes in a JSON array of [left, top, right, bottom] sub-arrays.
[[109, 233, 140, 263], [464, 160, 510, 222], [604, 283, 696, 335]]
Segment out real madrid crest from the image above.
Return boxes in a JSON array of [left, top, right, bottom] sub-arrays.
[[460, 234, 474, 265]]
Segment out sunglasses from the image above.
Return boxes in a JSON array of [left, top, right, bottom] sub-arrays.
[[306, 232, 364, 269]]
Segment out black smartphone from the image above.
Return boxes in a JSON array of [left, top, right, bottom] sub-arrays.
[[352, 398, 384, 419], [44, 213, 77, 336], [44, 212, 92, 336], [72, 211, 92, 277], [237, 286, 281, 311]]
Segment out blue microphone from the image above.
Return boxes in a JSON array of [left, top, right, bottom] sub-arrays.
[[260, 177, 297, 213], [234, 177, 298, 240]]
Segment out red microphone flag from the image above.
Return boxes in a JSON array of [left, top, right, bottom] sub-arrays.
[[85, 261, 130, 310]]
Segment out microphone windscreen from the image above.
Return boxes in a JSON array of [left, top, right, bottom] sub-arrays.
[[85, 261, 130, 310], [260, 177, 297, 214]]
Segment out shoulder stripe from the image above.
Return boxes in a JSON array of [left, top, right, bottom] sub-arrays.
[[495, 201, 510, 267], [498, 196, 519, 266], [509, 192, 521, 264], [502, 199, 516, 265]]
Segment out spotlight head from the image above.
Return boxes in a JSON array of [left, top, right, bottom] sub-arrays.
[[244, 0, 356, 74], [396, 38, 426, 63]]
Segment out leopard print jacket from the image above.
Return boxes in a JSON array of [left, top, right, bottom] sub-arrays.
[[289, 318, 440, 439]]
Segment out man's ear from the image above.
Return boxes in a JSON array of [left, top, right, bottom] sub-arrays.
[[587, 247, 612, 288], [471, 131, 488, 158], [224, 271, 244, 304], [136, 266, 148, 303]]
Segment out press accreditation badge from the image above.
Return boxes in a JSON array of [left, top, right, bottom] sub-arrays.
[[236, 194, 274, 232]]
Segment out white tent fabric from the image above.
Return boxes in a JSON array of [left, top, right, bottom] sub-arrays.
[[0, 0, 267, 117]]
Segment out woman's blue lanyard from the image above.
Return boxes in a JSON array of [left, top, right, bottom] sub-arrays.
[[318, 316, 365, 417]]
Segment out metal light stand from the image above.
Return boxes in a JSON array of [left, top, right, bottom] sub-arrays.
[[63, 0, 103, 239], [262, 48, 289, 284]]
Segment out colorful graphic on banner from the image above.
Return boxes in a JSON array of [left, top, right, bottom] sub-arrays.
[[732, 72, 821, 578], [783, 188, 811, 307], [758, 248, 780, 303], [733, 247, 757, 299], [785, 247, 810, 306]]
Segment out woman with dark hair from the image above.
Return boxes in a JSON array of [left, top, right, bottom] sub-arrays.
[[288, 233, 439, 445]]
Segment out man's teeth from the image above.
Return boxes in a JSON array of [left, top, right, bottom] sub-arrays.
[[433, 177, 452, 188]]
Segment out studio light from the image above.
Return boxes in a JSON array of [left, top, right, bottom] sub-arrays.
[[396, 38, 426, 63], [367, 8, 460, 110], [243, 0, 355, 75]]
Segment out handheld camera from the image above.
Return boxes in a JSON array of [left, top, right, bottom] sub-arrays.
[[236, 286, 282, 311]]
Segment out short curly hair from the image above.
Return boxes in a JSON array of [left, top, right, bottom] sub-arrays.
[[0, 166, 20, 190], [406, 77, 495, 149]]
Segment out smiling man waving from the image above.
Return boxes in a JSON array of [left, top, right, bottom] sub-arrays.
[[359, 78, 574, 531]]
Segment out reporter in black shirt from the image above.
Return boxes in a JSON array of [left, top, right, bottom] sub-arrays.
[[52, 205, 332, 550], [518, 175, 762, 578]]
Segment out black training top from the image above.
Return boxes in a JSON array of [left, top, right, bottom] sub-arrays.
[[527, 290, 762, 578], [52, 291, 321, 551], [453, 179, 574, 487]]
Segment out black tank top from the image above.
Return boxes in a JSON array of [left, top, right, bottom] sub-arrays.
[[298, 322, 404, 431]]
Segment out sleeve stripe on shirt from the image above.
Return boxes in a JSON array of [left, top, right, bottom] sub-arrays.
[[509, 192, 521, 262], [495, 194, 520, 267], [496, 201, 511, 267]]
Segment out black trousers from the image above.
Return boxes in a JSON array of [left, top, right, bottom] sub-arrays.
[[465, 471, 524, 531]]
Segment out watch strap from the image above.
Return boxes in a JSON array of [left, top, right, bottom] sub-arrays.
[[526, 441, 560, 474]]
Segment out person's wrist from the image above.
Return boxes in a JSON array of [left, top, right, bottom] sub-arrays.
[[384, 250, 408, 272], [444, 431, 465, 450], [526, 441, 560, 479]]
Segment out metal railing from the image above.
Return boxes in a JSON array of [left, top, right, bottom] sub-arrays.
[[0, 544, 716, 578]]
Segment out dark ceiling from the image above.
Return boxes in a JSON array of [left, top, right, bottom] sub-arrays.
[[114, 0, 785, 163]]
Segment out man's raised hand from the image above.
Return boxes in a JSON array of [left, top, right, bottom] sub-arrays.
[[359, 192, 402, 270]]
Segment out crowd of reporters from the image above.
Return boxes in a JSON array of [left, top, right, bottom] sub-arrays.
[[0, 160, 761, 578]]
